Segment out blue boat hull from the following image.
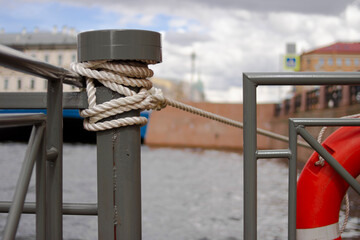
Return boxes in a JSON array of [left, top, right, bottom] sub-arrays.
[[0, 109, 150, 143]]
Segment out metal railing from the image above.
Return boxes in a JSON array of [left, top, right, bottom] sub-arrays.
[[350, 85, 360, 104], [325, 85, 342, 108], [0, 113, 46, 239], [306, 87, 319, 110], [243, 72, 360, 239], [0, 43, 92, 240], [0, 29, 162, 240]]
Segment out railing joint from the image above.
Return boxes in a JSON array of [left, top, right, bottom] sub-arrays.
[[46, 147, 59, 162], [295, 124, 305, 133]]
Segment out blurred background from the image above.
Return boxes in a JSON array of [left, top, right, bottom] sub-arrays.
[[1, 0, 360, 239]]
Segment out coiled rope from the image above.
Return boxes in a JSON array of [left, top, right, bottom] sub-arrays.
[[71, 60, 309, 148], [316, 113, 360, 233], [70, 60, 166, 131]]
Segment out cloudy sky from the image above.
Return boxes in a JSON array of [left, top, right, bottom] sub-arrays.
[[1, 0, 360, 102]]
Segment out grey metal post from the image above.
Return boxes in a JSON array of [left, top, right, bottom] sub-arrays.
[[243, 74, 257, 240], [77, 30, 161, 240], [288, 120, 297, 240], [46, 79, 63, 240], [36, 122, 47, 240]]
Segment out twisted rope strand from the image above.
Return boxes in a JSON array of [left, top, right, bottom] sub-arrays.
[[316, 113, 360, 166], [100, 61, 154, 78]]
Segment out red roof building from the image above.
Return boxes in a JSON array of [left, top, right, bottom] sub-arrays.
[[300, 42, 360, 72]]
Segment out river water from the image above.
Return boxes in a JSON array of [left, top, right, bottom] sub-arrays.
[[0, 143, 358, 239]]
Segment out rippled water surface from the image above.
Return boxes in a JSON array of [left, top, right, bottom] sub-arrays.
[[0, 143, 358, 239]]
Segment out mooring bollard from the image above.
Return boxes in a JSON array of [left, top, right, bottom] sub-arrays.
[[77, 30, 161, 240]]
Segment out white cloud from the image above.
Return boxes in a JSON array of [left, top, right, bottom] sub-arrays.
[[4, 0, 360, 103], [344, 2, 360, 28], [147, 3, 360, 102]]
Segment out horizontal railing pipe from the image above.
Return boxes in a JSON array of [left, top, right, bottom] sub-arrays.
[[256, 149, 292, 159], [0, 202, 98, 215], [245, 72, 360, 85], [292, 118, 360, 127], [0, 92, 88, 109], [0, 113, 46, 127], [0, 44, 85, 88]]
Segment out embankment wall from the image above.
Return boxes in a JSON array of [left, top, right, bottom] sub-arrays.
[[145, 102, 360, 162], [145, 102, 273, 151]]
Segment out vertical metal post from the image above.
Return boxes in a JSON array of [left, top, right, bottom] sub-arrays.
[[96, 89, 142, 239], [288, 120, 297, 240], [243, 74, 257, 240], [46, 79, 63, 240], [77, 30, 162, 240], [36, 122, 47, 240]]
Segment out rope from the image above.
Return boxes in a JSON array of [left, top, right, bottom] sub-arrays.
[[316, 113, 360, 166], [71, 60, 310, 148], [315, 113, 360, 233], [340, 193, 350, 234], [70, 60, 166, 131]]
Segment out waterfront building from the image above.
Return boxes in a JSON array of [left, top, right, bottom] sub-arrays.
[[0, 27, 78, 92], [0, 29, 206, 102], [300, 42, 360, 72]]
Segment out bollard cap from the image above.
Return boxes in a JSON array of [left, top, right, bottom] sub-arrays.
[[77, 29, 162, 63]]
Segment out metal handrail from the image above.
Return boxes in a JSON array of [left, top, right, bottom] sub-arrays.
[[0, 30, 160, 240], [0, 202, 97, 215], [0, 44, 84, 87], [246, 71, 360, 85], [0, 113, 46, 127], [243, 71, 360, 240]]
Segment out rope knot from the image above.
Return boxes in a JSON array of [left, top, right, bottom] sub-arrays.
[[70, 60, 166, 131], [148, 87, 168, 110]]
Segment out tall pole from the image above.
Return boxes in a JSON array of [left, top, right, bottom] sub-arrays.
[[77, 30, 162, 240], [190, 51, 196, 101]]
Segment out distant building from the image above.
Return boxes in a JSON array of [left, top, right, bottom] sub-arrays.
[[0, 28, 78, 92], [0, 29, 206, 101], [300, 42, 360, 72], [152, 77, 205, 102]]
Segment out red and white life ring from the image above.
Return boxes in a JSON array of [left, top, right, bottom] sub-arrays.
[[297, 126, 360, 240]]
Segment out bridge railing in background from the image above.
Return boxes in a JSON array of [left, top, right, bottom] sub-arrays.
[[274, 83, 360, 117], [350, 85, 360, 104], [306, 87, 319, 110], [325, 85, 342, 108]]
